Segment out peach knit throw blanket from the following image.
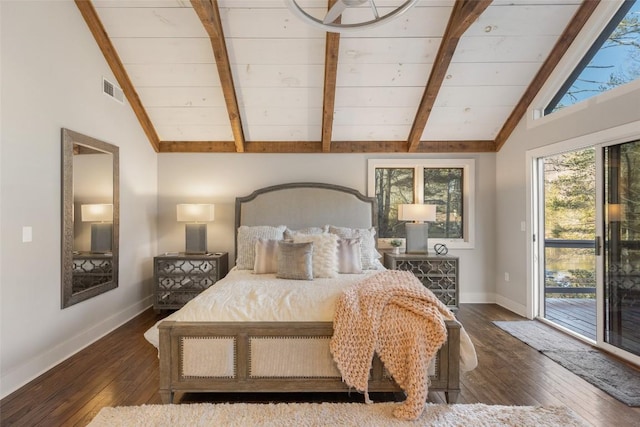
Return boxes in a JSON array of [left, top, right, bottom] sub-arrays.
[[330, 270, 457, 420]]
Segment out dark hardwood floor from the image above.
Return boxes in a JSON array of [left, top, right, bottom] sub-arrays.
[[1, 304, 639, 426]]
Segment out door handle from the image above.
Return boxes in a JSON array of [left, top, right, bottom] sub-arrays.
[[595, 236, 602, 256]]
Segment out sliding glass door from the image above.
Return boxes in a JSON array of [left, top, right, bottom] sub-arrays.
[[603, 140, 640, 357], [539, 148, 597, 340], [533, 139, 640, 364]]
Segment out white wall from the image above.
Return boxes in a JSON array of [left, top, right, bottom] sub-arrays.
[[494, 1, 640, 316], [0, 1, 158, 397], [496, 76, 640, 316], [157, 152, 497, 304]]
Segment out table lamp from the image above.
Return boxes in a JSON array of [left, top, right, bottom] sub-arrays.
[[398, 203, 436, 254], [177, 204, 215, 254]]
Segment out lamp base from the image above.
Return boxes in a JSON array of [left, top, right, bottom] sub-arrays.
[[405, 223, 429, 254], [91, 223, 112, 253], [185, 223, 207, 254]]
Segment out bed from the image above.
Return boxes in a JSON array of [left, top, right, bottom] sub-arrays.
[[146, 182, 467, 405]]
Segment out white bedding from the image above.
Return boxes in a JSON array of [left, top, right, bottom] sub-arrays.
[[144, 267, 382, 348]]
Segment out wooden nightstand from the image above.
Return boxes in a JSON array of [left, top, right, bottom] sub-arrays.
[[383, 252, 459, 310], [153, 252, 228, 312]]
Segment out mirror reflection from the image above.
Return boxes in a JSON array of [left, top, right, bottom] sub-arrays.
[[62, 128, 119, 308]]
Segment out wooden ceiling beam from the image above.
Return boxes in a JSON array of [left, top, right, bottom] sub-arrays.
[[159, 141, 237, 153], [322, 0, 341, 153], [157, 140, 496, 153], [191, 0, 245, 153], [494, 0, 600, 151], [407, 0, 492, 153], [75, 0, 160, 152], [418, 140, 496, 153]]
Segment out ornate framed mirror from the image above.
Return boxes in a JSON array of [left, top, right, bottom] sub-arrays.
[[61, 128, 119, 308]]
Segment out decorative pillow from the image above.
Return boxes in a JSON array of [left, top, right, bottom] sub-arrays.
[[337, 238, 363, 274], [328, 226, 379, 270], [284, 226, 327, 240], [292, 233, 339, 278], [253, 238, 279, 274], [276, 241, 313, 280], [236, 225, 286, 270]]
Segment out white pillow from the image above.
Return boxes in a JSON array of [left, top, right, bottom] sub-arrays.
[[292, 233, 339, 278], [236, 225, 286, 270], [284, 226, 327, 240], [337, 238, 363, 274], [328, 226, 379, 270], [254, 238, 279, 274]]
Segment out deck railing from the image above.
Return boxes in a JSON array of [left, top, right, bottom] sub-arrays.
[[545, 238, 596, 297]]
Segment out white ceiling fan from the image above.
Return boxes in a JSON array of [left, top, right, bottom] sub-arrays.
[[285, 0, 421, 33]]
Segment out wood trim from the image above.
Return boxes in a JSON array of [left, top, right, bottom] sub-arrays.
[[191, 0, 245, 153], [417, 140, 496, 153], [157, 320, 459, 403], [158, 321, 175, 404], [158, 139, 496, 153], [406, 0, 492, 152], [74, 0, 160, 152], [321, 35, 340, 152], [494, 0, 600, 151], [322, 0, 341, 153], [158, 141, 237, 153]]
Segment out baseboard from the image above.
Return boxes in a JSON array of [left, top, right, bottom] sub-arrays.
[[495, 295, 528, 318], [0, 295, 154, 399], [460, 292, 496, 304]]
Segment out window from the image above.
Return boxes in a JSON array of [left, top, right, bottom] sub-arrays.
[[368, 159, 475, 249], [545, 0, 640, 114]]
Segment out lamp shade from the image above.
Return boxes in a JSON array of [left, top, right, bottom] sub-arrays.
[[177, 204, 215, 222], [81, 204, 113, 222], [398, 204, 436, 222]]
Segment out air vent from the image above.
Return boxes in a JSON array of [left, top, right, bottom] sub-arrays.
[[102, 77, 124, 104]]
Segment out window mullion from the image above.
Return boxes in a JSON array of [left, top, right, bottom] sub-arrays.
[[415, 167, 425, 203]]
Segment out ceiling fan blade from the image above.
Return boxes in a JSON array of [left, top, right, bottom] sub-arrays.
[[368, 0, 379, 19], [323, 1, 348, 24]]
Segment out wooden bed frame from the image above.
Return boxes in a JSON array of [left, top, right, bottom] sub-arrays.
[[157, 183, 462, 404]]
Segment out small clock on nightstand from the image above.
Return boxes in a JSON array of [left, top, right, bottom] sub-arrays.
[[153, 252, 228, 312]]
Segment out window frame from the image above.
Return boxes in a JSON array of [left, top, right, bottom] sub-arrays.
[[527, 1, 632, 128], [367, 158, 475, 250], [544, 0, 638, 115]]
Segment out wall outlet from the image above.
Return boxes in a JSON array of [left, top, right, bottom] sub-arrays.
[[504, 272, 510, 282]]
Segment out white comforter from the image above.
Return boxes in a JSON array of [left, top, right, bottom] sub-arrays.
[[144, 268, 382, 348]]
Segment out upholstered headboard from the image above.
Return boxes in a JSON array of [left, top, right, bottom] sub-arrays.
[[235, 182, 377, 251]]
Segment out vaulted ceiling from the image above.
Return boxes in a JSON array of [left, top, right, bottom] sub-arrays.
[[76, 0, 599, 153]]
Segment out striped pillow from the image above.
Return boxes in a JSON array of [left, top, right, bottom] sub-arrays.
[[253, 238, 279, 274], [337, 238, 363, 274]]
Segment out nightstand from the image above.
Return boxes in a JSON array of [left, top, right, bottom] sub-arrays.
[[383, 252, 459, 310], [153, 252, 228, 312]]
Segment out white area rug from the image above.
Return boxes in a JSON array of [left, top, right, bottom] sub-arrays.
[[89, 402, 587, 426]]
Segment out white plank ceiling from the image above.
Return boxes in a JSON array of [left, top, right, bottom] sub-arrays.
[[85, 0, 590, 153]]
